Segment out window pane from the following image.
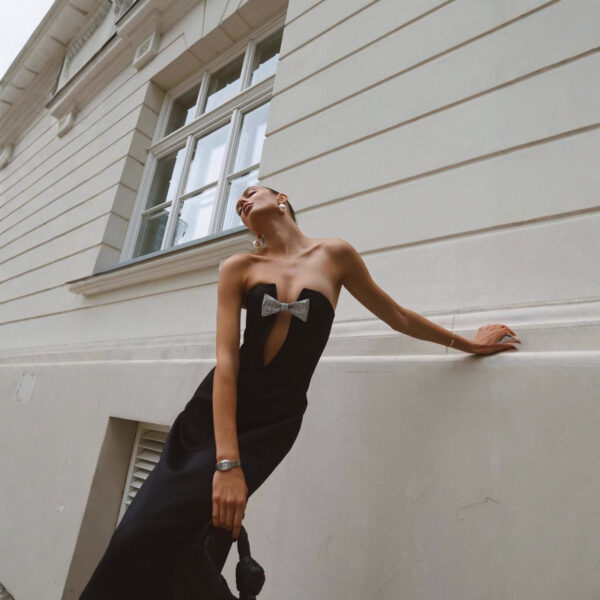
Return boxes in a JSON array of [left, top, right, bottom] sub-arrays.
[[203, 55, 244, 114], [185, 122, 230, 193], [234, 101, 270, 172], [146, 148, 186, 209], [222, 168, 259, 231], [172, 186, 217, 245], [164, 84, 201, 135], [251, 30, 282, 86], [133, 207, 171, 257]]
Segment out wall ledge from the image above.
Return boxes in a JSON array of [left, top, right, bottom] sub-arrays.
[[65, 227, 252, 296], [2, 298, 599, 363]]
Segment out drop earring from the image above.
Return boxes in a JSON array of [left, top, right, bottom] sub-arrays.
[[252, 234, 265, 249], [278, 203, 287, 212]]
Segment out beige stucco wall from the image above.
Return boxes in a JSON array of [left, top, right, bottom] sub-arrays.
[[1, 0, 599, 598]]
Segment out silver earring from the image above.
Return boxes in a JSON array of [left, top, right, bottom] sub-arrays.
[[278, 203, 287, 212]]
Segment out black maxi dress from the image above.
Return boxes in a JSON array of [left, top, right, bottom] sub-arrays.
[[79, 282, 335, 599]]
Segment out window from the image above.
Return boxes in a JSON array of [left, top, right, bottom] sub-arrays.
[[127, 27, 283, 260]]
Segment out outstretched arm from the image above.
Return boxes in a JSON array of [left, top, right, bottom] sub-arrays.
[[334, 238, 521, 355]]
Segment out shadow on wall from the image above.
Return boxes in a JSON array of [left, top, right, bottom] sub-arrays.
[[61, 417, 138, 599], [0, 582, 15, 599]]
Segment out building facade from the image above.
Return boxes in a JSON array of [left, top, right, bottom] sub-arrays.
[[1, 0, 599, 598]]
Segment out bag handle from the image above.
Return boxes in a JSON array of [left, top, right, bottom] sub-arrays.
[[199, 523, 266, 599]]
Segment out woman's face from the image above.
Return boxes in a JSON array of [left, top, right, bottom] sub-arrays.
[[235, 186, 278, 229]]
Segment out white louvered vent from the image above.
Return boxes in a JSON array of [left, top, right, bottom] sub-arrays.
[[117, 422, 170, 525]]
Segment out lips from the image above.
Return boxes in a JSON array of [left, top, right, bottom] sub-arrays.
[[242, 203, 253, 216]]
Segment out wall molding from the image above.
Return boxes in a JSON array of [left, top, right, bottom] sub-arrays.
[[2, 298, 599, 363]]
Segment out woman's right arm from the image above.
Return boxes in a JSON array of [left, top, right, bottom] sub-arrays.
[[211, 254, 248, 539]]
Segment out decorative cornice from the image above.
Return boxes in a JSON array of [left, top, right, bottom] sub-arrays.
[[114, 0, 138, 22], [66, 229, 254, 296], [58, 0, 113, 92], [0, 0, 284, 146]]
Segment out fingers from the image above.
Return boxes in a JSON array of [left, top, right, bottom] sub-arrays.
[[224, 501, 233, 533], [232, 504, 245, 540], [212, 496, 246, 536], [498, 324, 521, 343], [212, 493, 222, 528]]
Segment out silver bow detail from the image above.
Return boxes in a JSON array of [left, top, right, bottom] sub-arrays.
[[261, 293, 310, 322]]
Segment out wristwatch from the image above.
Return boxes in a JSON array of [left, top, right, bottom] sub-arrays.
[[215, 459, 242, 471]]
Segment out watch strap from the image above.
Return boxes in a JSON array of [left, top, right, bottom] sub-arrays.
[[215, 459, 242, 471]]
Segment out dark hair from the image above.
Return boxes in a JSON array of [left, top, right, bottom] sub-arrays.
[[263, 186, 297, 222]]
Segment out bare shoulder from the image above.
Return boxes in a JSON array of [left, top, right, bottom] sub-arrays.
[[317, 236, 352, 254], [219, 252, 253, 284], [220, 252, 252, 269], [323, 236, 359, 262]]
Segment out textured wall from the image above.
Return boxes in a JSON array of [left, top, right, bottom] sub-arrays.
[[0, 0, 599, 598]]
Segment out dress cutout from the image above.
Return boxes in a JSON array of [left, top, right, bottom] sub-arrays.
[[79, 282, 335, 599]]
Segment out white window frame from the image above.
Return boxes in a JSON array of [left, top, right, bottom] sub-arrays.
[[119, 17, 284, 264]]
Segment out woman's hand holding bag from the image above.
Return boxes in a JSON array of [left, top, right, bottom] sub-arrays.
[[212, 467, 248, 540]]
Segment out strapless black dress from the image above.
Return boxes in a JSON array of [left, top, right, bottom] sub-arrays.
[[79, 282, 335, 599]]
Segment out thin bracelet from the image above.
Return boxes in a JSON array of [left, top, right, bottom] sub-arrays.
[[449, 331, 456, 348]]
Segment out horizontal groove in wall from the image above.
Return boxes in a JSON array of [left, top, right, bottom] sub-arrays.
[[0, 276, 211, 326], [273, 0, 450, 97], [0, 180, 137, 257], [0, 139, 144, 243], [270, 122, 600, 217], [279, 0, 398, 62], [0, 107, 153, 225], [284, 0, 326, 27], [358, 203, 600, 256], [261, 47, 599, 180], [270, 0, 558, 130], [3, 198, 600, 311], [1, 235, 107, 286], [1, 350, 599, 368], [0, 64, 145, 196], [0, 185, 128, 256]]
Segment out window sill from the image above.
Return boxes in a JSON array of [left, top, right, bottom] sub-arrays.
[[66, 227, 252, 296]]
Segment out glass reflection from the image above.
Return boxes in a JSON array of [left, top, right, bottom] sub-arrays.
[[133, 207, 172, 257], [204, 55, 244, 113], [185, 122, 230, 193], [146, 148, 186, 209], [234, 102, 270, 172], [222, 168, 259, 231], [172, 187, 217, 245], [164, 84, 201, 135], [251, 30, 282, 86]]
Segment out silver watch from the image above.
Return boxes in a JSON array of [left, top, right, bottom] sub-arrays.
[[215, 459, 242, 471]]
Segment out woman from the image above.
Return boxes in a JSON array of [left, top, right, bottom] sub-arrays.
[[79, 186, 520, 599]]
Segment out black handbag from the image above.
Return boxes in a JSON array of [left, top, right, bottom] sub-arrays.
[[197, 523, 266, 599]]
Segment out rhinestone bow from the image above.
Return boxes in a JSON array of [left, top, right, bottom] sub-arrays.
[[261, 293, 310, 322]]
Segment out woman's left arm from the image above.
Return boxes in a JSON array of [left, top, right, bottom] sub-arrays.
[[334, 238, 521, 355]]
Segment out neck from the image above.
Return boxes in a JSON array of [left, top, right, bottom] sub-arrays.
[[258, 220, 310, 257]]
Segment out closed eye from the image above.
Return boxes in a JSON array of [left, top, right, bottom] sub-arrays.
[[237, 190, 256, 215]]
